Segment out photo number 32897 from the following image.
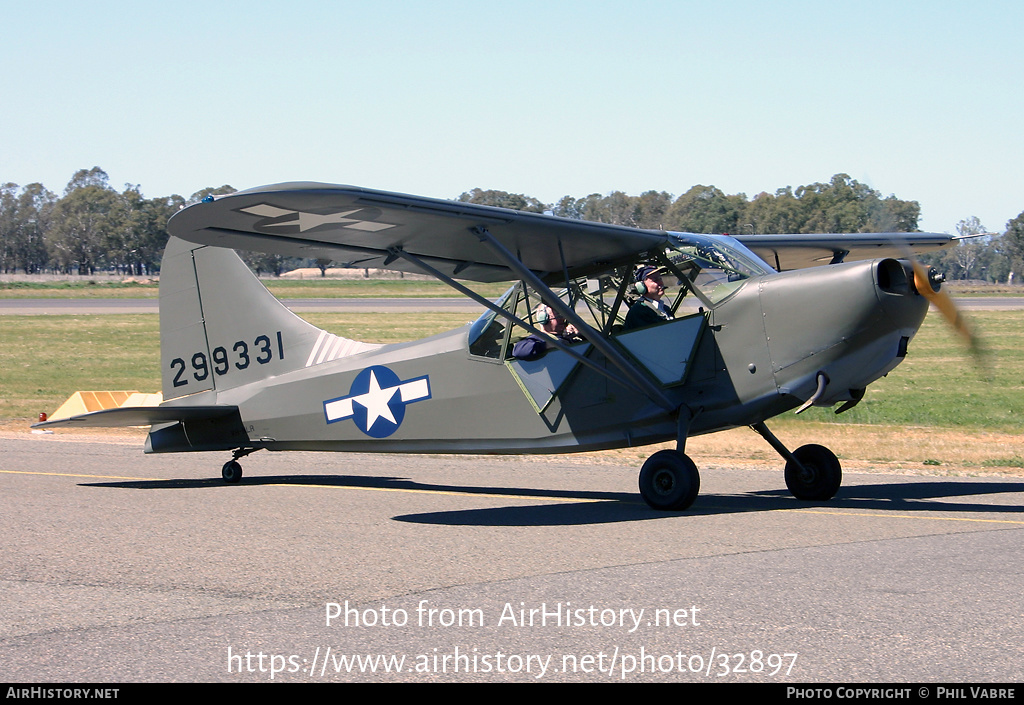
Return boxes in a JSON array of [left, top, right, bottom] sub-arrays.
[[170, 332, 284, 387]]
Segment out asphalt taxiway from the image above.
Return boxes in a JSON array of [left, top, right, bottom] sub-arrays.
[[2, 431, 1022, 682]]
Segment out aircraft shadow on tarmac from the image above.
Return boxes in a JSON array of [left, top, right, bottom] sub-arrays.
[[79, 475, 1024, 527]]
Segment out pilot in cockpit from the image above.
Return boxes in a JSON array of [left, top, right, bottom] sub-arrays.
[[511, 304, 583, 360], [624, 265, 674, 330]]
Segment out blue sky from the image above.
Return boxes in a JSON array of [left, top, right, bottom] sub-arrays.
[[2, 1, 1021, 234]]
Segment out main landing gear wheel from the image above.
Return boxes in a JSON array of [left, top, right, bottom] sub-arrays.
[[638, 449, 700, 511], [222, 460, 243, 483], [784, 444, 841, 500]]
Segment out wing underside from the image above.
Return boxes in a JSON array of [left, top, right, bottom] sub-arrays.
[[168, 183, 668, 284], [735, 232, 956, 271]]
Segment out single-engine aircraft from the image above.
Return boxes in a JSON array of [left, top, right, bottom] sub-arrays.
[[34, 182, 965, 511]]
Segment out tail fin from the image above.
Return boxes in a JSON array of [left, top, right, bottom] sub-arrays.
[[160, 237, 379, 400]]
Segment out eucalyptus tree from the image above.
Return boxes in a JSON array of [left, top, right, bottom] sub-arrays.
[[744, 187, 801, 234], [662, 185, 744, 234], [1000, 211, 1024, 284], [552, 190, 673, 229], [947, 217, 987, 280], [46, 169, 119, 274], [1004, 211, 1024, 262], [457, 188, 546, 213], [109, 187, 184, 275], [0, 183, 16, 272], [0, 182, 55, 273]]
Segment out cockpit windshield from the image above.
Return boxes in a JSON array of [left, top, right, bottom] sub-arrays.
[[664, 233, 775, 306]]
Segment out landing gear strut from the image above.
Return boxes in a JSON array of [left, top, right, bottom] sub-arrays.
[[221, 447, 258, 484], [751, 422, 842, 501], [638, 408, 701, 511]]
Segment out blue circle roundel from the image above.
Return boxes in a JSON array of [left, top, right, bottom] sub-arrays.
[[322, 365, 431, 438]]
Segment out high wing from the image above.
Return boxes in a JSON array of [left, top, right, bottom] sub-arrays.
[[168, 182, 668, 284], [169, 183, 959, 278], [734, 232, 956, 271]]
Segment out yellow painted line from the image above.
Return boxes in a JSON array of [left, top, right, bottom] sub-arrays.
[[1, 469, 148, 481], [790, 506, 1024, 526]]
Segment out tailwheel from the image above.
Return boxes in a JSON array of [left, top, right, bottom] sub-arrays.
[[222, 460, 243, 483], [785, 444, 841, 500], [638, 449, 700, 511]]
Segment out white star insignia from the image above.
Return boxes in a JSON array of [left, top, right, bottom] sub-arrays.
[[353, 370, 398, 428], [323, 367, 431, 436], [241, 204, 396, 232]]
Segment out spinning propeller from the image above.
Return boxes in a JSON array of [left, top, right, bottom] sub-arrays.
[[907, 255, 990, 373]]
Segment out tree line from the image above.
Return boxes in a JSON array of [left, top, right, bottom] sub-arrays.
[[3, 169, 1023, 282], [0, 168, 230, 276], [460, 174, 1024, 283]]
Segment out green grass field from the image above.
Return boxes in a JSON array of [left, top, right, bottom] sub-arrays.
[[0, 280, 161, 298], [0, 312, 473, 421], [791, 310, 1021, 431], [2, 315, 158, 420]]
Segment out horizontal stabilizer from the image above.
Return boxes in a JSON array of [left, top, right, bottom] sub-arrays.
[[31, 405, 239, 429], [48, 390, 163, 421]]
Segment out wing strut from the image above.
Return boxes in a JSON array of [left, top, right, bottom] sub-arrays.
[[472, 227, 676, 412], [387, 247, 645, 395]]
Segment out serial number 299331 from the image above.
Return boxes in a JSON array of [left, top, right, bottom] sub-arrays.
[[170, 332, 284, 388]]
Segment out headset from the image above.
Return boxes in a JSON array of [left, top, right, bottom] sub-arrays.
[[535, 304, 553, 325], [634, 265, 662, 295]]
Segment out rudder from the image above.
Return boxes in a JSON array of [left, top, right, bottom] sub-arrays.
[[159, 237, 378, 400]]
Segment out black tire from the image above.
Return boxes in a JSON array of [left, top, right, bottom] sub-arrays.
[[785, 444, 841, 500], [638, 450, 700, 511], [222, 460, 243, 484]]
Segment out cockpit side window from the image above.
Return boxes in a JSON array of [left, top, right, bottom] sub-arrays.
[[468, 285, 515, 359], [466, 236, 769, 358], [467, 275, 633, 359]]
